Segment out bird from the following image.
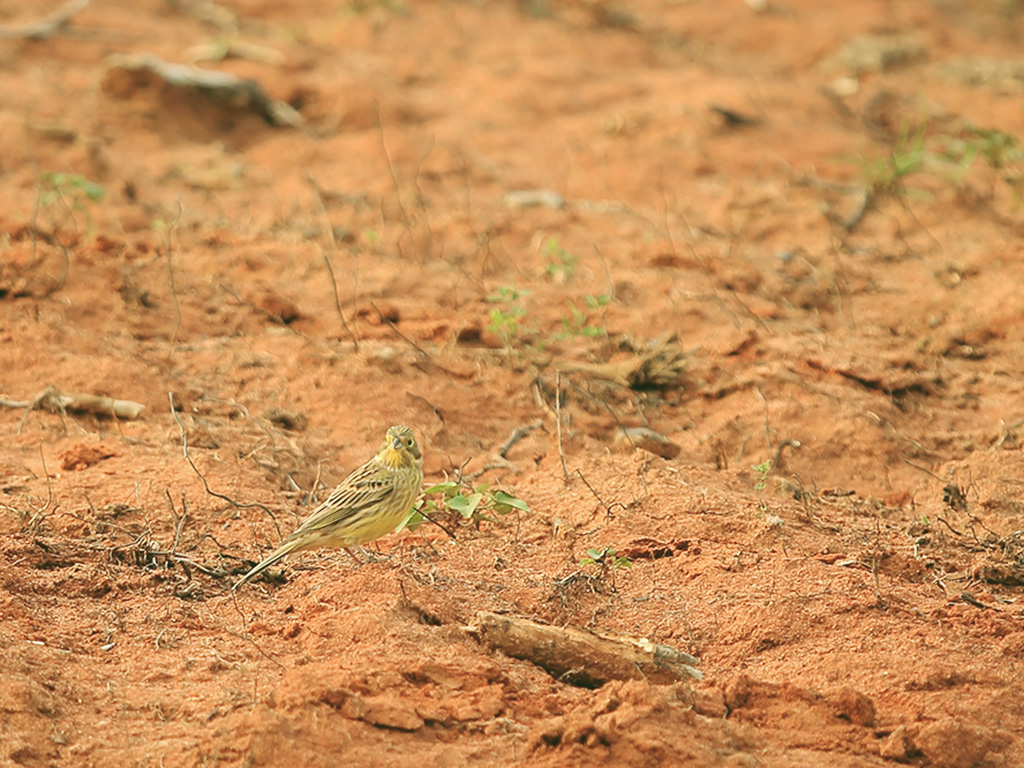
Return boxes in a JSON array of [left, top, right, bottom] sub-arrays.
[[233, 424, 423, 590]]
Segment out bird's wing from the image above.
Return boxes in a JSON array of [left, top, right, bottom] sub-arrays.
[[289, 461, 393, 537]]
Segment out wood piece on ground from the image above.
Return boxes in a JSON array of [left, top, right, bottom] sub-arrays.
[[101, 53, 303, 128], [0, 386, 145, 421], [616, 426, 681, 459], [468, 611, 702, 687], [0, 0, 89, 40]]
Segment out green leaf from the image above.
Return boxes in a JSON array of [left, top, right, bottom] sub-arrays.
[[400, 510, 425, 532], [449, 492, 483, 518], [81, 180, 105, 201], [424, 481, 460, 496], [492, 491, 529, 513]]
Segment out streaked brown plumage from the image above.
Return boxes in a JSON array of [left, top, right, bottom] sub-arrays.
[[233, 425, 423, 589]]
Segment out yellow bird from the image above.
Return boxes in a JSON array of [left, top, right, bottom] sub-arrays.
[[233, 425, 423, 589]]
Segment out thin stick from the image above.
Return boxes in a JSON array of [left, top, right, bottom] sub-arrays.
[[370, 303, 458, 382], [165, 198, 183, 342], [29, 445, 55, 528], [369, 300, 430, 360], [223, 627, 286, 671], [414, 506, 457, 541], [373, 101, 414, 242], [308, 458, 324, 508], [555, 371, 569, 482], [900, 457, 946, 483], [574, 469, 626, 520], [499, 419, 543, 459], [168, 393, 281, 537], [305, 172, 358, 349]]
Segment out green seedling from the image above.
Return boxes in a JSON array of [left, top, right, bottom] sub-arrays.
[[580, 546, 633, 570], [488, 306, 528, 345], [543, 237, 579, 282], [403, 481, 529, 531], [752, 459, 772, 492], [37, 172, 105, 239], [559, 300, 606, 339]]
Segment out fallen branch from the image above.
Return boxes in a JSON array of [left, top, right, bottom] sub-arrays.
[[467, 611, 702, 687], [0, 0, 89, 40], [1, 386, 144, 432], [616, 426, 681, 459], [102, 53, 303, 127]]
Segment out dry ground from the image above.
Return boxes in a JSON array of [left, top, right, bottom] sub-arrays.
[[3, 0, 1024, 766]]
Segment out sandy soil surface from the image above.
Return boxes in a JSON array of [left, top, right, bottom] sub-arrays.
[[3, 0, 1024, 765]]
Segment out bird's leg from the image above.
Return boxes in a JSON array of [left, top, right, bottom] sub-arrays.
[[345, 545, 390, 564]]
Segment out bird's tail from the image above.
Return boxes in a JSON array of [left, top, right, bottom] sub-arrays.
[[233, 538, 303, 590]]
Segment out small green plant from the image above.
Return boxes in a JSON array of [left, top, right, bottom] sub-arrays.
[[580, 546, 633, 570], [37, 172, 105, 238], [961, 125, 1024, 208], [485, 284, 535, 350], [752, 459, 772, 492], [487, 285, 530, 303], [857, 122, 930, 196], [404, 481, 529, 531], [558, 296, 609, 339], [849, 122, 1024, 210], [40, 172, 105, 209], [488, 306, 528, 346], [543, 237, 579, 282]]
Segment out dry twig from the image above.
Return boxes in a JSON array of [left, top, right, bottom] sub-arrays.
[[165, 197, 183, 342], [306, 172, 358, 349], [0, 0, 89, 40], [555, 371, 568, 481], [499, 419, 543, 459], [168, 392, 281, 537]]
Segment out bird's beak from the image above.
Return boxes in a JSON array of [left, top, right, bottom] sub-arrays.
[[392, 437, 402, 450]]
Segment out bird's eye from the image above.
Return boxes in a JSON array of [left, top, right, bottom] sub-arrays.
[[406, 438, 414, 446]]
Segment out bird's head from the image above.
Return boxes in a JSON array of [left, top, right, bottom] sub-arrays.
[[378, 424, 422, 468]]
